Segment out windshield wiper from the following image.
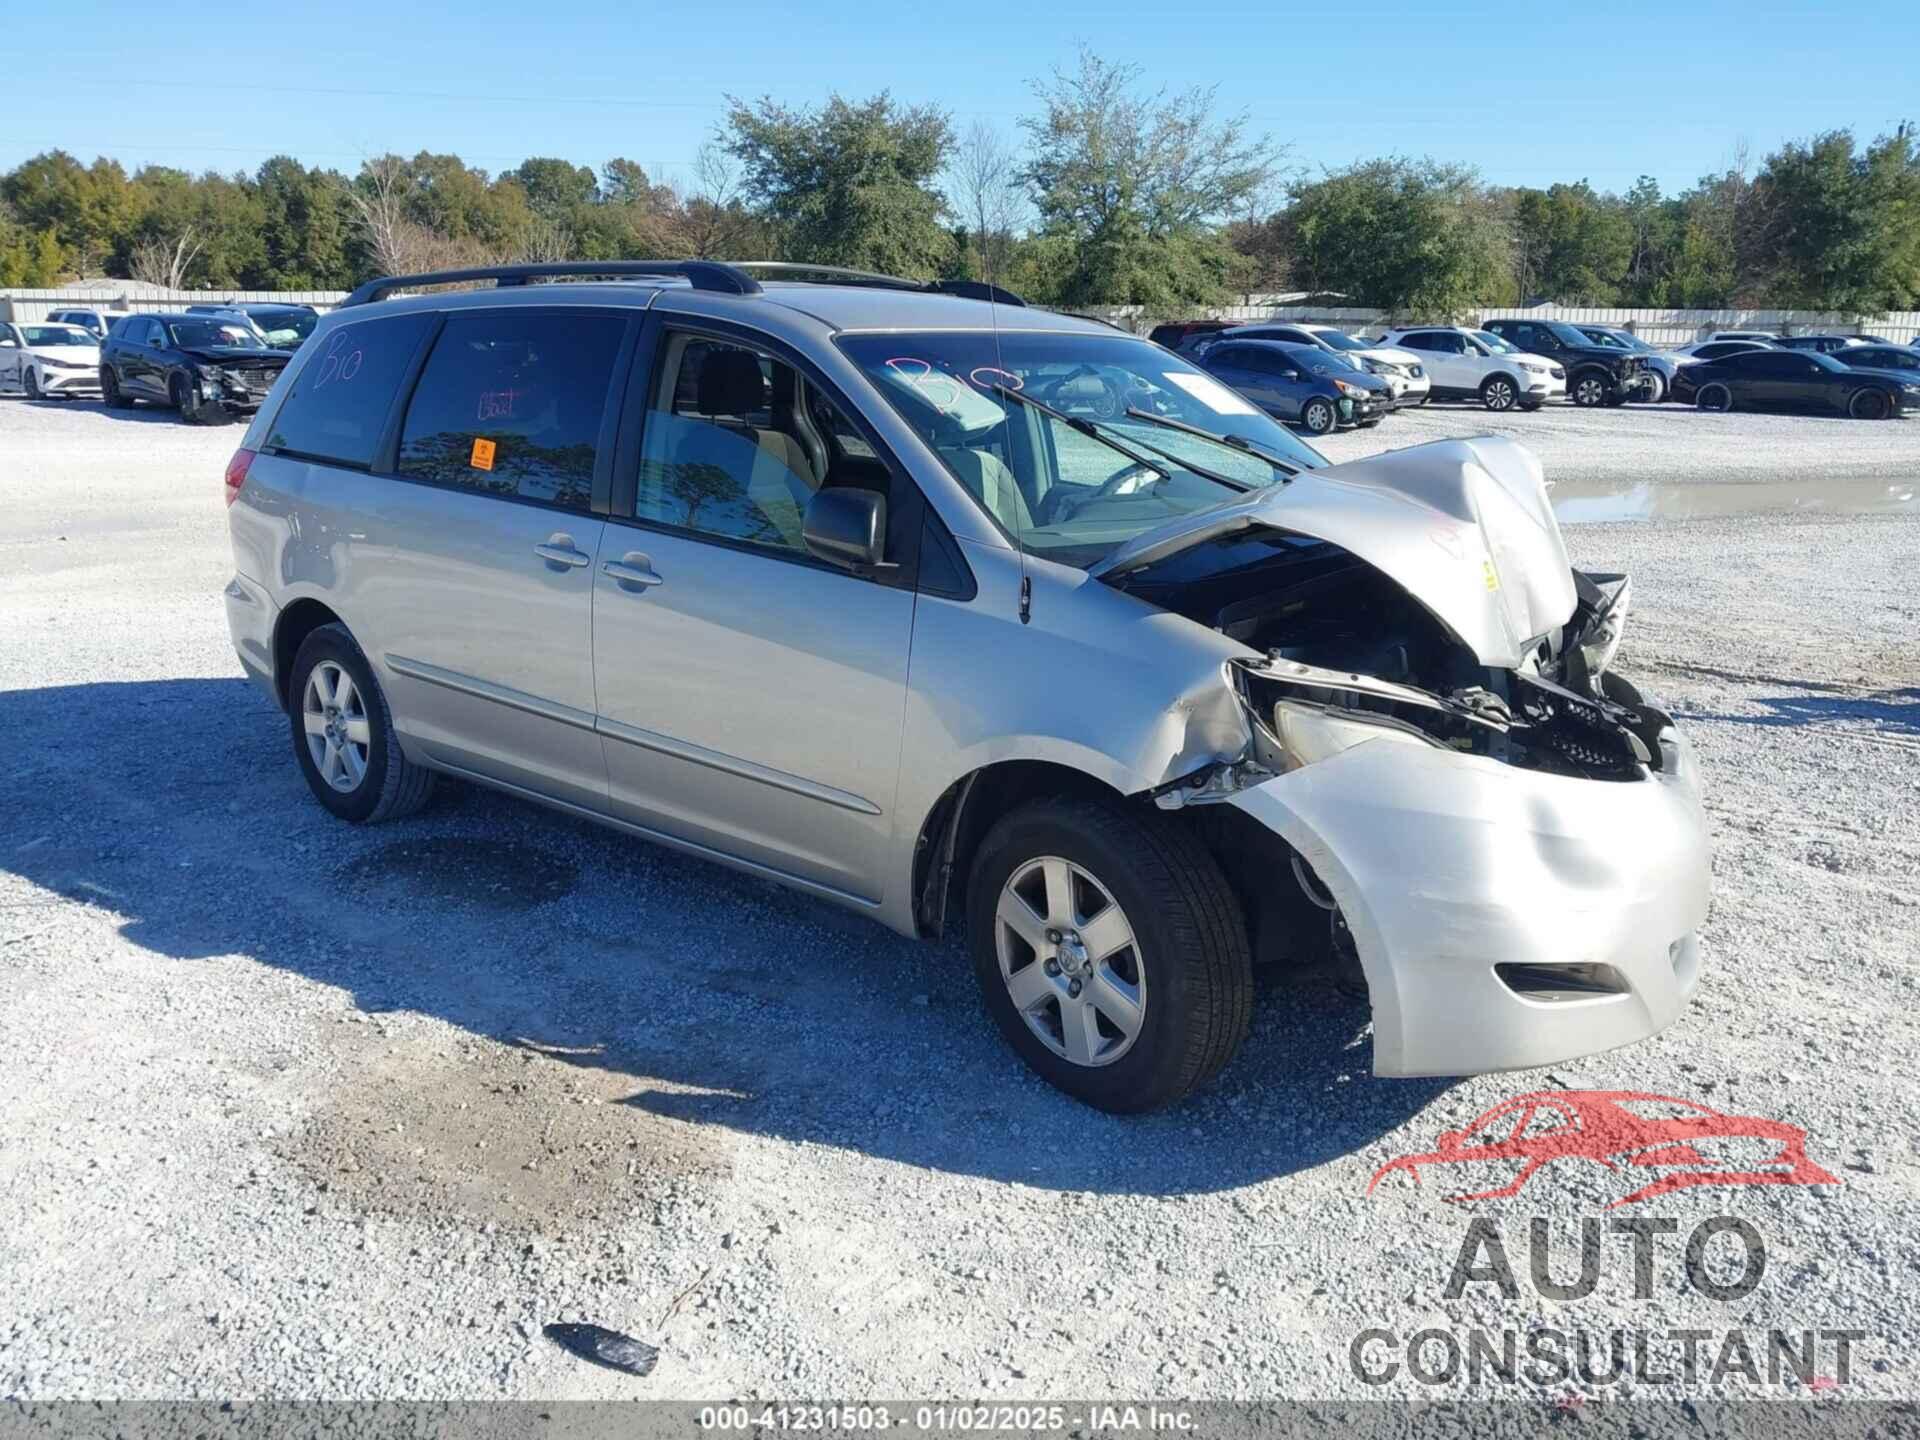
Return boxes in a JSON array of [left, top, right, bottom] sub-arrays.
[[1122, 407, 1300, 481], [987, 385, 1171, 483]]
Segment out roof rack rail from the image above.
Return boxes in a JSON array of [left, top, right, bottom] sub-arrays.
[[723, 261, 1027, 307], [339, 260, 762, 308]]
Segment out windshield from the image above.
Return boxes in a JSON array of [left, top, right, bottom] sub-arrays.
[[1543, 321, 1595, 347], [251, 309, 318, 344], [1471, 330, 1518, 354], [21, 325, 92, 347], [166, 320, 265, 351], [1313, 330, 1369, 352], [838, 330, 1326, 568]]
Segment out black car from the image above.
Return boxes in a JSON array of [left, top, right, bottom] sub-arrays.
[[1838, 344, 1920, 376], [99, 312, 294, 422], [1147, 320, 1234, 356], [240, 303, 322, 349], [1197, 338, 1393, 434], [1480, 318, 1652, 407], [1773, 334, 1866, 355], [1574, 325, 1680, 404], [1676, 348, 1913, 419]]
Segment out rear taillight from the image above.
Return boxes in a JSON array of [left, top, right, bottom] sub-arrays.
[[224, 448, 256, 507]]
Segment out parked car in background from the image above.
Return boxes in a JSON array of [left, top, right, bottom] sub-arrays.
[[1479, 319, 1652, 406], [44, 307, 121, 341], [1773, 334, 1867, 354], [225, 259, 1708, 1112], [1147, 320, 1235, 355], [186, 304, 272, 343], [1573, 325, 1680, 404], [98, 312, 293, 422], [1837, 344, 1920, 376], [1701, 330, 1778, 344], [1676, 347, 1912, 418], [0, 321, 103, 400], [1197, 337, 1392, 433], [1376, 326, 1561, 411], [1210, 322, 1430, 407], [1666, 339, 1777, 367]]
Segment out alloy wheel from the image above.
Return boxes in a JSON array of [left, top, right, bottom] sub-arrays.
[[1304, 400, 1334, 433], [994, 856, 1146, 1068], [1484, 378, 1514, 411], [24, 369, 41, 400], [302, 661, 372, 793], [1573, 377, 1605, 406]]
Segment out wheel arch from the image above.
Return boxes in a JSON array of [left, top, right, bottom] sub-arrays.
[[272, 597, 348, 711]]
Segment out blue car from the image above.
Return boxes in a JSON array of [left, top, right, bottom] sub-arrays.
[[1196, 338, 1392, 435]]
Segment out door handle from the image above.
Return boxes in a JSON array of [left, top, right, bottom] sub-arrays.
[[602, 553, 664, 589], [606, 560, 668, 587], [533, 536, 591, 568]]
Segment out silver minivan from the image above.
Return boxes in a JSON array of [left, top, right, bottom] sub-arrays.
[[224, 261, 1710, 1112]]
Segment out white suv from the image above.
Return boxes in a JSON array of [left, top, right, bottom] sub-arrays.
[[1378, 326, 1564, 411]]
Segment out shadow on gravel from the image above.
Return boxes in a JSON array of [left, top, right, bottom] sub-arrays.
[[3, 396, 215, 425], [0, 677, 1452, 1201], [1680, 687, 1920, 737]]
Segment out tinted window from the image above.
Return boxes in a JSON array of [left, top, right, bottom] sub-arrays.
[[397, 311, 624, 511], [1857, 349, 1918, 370], [268, 312, 434, 468], [1398, 333, 1439, 352]]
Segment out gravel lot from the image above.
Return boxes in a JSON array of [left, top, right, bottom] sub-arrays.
[[2, 395, 1916, 1407]]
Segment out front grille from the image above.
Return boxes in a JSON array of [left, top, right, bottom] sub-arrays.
[[228, 367, 280, 391]]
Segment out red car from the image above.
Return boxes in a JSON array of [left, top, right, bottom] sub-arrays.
[[1368, 1090, 1839, 1209]]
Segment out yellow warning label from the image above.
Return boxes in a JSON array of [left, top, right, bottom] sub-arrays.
[[470, 437, 497, 471], [1483, 559, 1500, 592]]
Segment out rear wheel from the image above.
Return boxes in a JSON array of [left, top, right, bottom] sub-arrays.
[[287, 624, 435, 823], [966, 797, 1252, 1112], [1479, 374, 1518, 412], [1696, 382, 1734, 413], [1299, 397, 1337, 435], [1848, 387, 1892, 420]]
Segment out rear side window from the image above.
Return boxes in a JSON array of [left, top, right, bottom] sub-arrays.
[[267, 312, 433, 468], [397, 311, 626, 512]]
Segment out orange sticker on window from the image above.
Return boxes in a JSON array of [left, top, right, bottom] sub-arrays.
[[470, 437, 496, 471]]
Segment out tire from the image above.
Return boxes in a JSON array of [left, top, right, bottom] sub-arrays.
[[1299, 397, 1337, 435], [1641, 373, 1667, 405], [965, 796, 1253, 1113], [1479, 374, 1518, 412], [287, 623, 435, 824], [1569, 372, 1609, 408], [1848, 387, 1892, 421], [23, 368, 41, 401], [1695, 382, 1733, 413], [169, 373, 206, 424], [101, 366, 134, 407]]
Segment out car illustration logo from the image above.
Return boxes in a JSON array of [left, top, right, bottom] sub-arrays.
[[1368, 1090, 1840, 1209]]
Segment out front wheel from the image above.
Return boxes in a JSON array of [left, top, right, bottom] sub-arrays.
[[1695, 382, 1733, 413], [101, 366, 134, 407], [966, 797, 1253, 1112], [1640, 374, 1667, 404], [287, 624, 436, 823], [1480, 374, 1518, 412], [1570, 373, 1609, 408], [23, 368, 42, 401], [1848, 387, 1892, 420], [1299, 397, 1337, 435]]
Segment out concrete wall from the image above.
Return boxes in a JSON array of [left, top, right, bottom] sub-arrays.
[[0, 287, 346, 324]]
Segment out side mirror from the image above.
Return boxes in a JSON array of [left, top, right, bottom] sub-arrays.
[[802, 487, 887, 571], [1281, 369, 1300, 380]]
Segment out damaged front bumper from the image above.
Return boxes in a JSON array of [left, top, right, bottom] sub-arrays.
[[1224, 708, 1708, 1076]]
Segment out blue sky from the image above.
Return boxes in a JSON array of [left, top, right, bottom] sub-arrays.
[[7, 1, 1916, 199]]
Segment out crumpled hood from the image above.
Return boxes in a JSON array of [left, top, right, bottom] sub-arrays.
[[1091, 435, 1578, 668], [180, 346, 291, 366]]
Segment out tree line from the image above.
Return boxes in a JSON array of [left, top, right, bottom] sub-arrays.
[[4, 51, 1916, 317]]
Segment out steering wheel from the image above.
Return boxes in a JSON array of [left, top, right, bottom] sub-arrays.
[[1042, 460, 1162, 524]]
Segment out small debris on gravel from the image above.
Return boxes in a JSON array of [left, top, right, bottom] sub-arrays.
[[543, 1322, 659, 1377]]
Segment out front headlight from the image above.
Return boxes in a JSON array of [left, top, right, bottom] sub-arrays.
[[1334, 379, 1366, 397], [1272, 702, 1438, 769], [1902, 383, 1920, 395], [1520, 361, 1546, 373]]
